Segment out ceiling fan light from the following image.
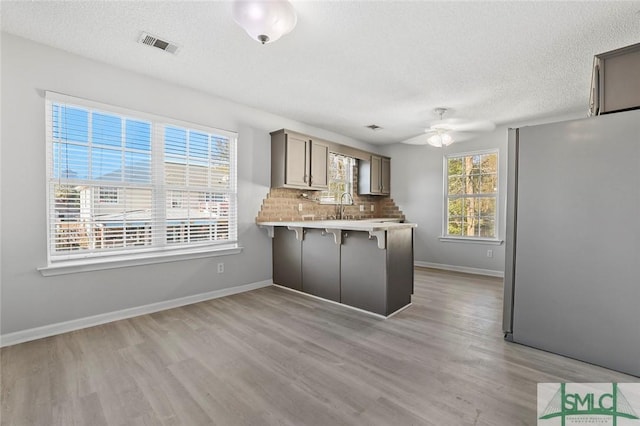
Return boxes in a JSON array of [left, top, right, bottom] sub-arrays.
[[427, 132, 454, 147], [232, 0, 297, 44]]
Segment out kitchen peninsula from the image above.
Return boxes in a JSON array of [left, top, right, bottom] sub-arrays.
[[258, 219, 417, 317]]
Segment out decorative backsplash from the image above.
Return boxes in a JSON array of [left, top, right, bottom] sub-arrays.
[[256, 167, 405, 222]]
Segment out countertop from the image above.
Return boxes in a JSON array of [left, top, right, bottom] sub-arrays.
[[256, 218, 417, 232]]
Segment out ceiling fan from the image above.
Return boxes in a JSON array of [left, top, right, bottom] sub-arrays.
[[401, 108, 495, 147]]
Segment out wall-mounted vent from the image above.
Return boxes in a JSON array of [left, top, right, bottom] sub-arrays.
[[366, 124, 383, 131], [138, 32, 180, 55]]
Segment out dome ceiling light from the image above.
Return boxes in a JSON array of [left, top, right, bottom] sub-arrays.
[[232, 0, 297, 45]]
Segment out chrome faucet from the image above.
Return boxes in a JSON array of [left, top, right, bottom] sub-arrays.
[[339, 192, 354, 220]]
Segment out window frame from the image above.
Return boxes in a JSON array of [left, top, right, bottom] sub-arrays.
[[440, 149, 501, 244], [40, 92, 240, 276]]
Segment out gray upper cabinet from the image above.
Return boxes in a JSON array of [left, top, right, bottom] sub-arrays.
[[359, 155, 391, 195], [271, 129, 329, 190], [310, 142, 329, 188]]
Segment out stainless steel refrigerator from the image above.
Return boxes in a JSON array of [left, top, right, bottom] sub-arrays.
[[503, 109, 640, 377]]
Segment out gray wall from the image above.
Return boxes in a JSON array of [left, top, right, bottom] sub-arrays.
[[383, 112, 583, 276], [0, 33, 376, 336], [383, 130, 509, 276]]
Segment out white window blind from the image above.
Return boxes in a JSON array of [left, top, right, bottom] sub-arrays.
[[45, 92, 237, 264]]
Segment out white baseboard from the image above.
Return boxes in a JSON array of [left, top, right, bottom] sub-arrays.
[[0, 280, 273, 348], [414, 261, 504, 278]]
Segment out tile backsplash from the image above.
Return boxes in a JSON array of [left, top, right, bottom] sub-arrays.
[[256, 168, 405, 222]]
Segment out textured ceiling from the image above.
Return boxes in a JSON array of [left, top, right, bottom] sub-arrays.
[[2, 1, 639, 144]]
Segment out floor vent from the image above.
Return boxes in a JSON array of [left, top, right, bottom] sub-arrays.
[[138, 32, 179, 55]]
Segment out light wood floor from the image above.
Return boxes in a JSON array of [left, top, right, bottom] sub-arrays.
[[1, 267, 636, 425]]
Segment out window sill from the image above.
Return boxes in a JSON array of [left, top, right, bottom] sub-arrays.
[[38, 245, 243, 277], [439, 236, 503, 245]]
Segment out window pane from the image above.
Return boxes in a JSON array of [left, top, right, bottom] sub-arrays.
[[125, 152, 151, 183], [448, 198, 463, 217], [189, 165, 209, 187], [479, 198, 496, 218], [166, 190, 225, 244], [463, 216, 479, 237], [189, 131, 209, 164], [92, 147, 122, 181], [479, 219, 495, 238], [165, 126, 187, 158], [54, 105, 88, 142], [480, 174, 497, 193], [448, 157, 463, 176], [448, 217, 463, 236], [95, 188, 153, 249], [465, 175, 481, 194], [212, 137, 230, 166], [92, 113, 122, 147], [481, 153, 497, 173], [448, 176, 464, 195], [53, 143, 89, 179], [99, 187, 118, 204], [125, 120, 151, 151]]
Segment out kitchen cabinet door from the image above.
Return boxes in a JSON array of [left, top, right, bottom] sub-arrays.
[[301, 229, 340, 302], [310, 141, 329, 189], [358, 155, 391, 195], [272, 227, 302, 291], [284, 133, 309, 187], [381, 157, 391, 195], [340, 231, 387, 315], [271, 130, 329, 190]]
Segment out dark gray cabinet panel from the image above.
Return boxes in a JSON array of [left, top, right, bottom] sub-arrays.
[[272, 227, 302, 291], [301, 229, 340, 302], [340, 231, 387, 315], [270, 225, 414, 316], [385, 227, 413, 313]]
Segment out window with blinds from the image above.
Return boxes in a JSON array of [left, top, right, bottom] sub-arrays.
[[45, 93, 237, 264], [318, 153, 355, 204]]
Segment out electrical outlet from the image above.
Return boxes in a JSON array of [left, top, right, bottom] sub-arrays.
[[359, 205, 364, 212], [486, 249, 493, 258], [217, 262, 224, 273], [371, 205, 375, 212], [298, 203, 303, 212]]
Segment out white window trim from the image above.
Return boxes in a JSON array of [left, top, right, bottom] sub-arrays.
[[441, 148, 500, 241], [38, 244, 243, 276], [439, 236, 503, 245], [42, 91, 239, 275]]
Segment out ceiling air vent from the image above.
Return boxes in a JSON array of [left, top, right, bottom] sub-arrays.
[[366, 124, 383, 131], [138, 32, 180, 55]]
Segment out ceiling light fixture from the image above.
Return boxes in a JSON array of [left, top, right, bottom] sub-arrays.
[[232, 0, 297, 45], [427, 132, 454, 148], [427, 108, 455, 148]]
